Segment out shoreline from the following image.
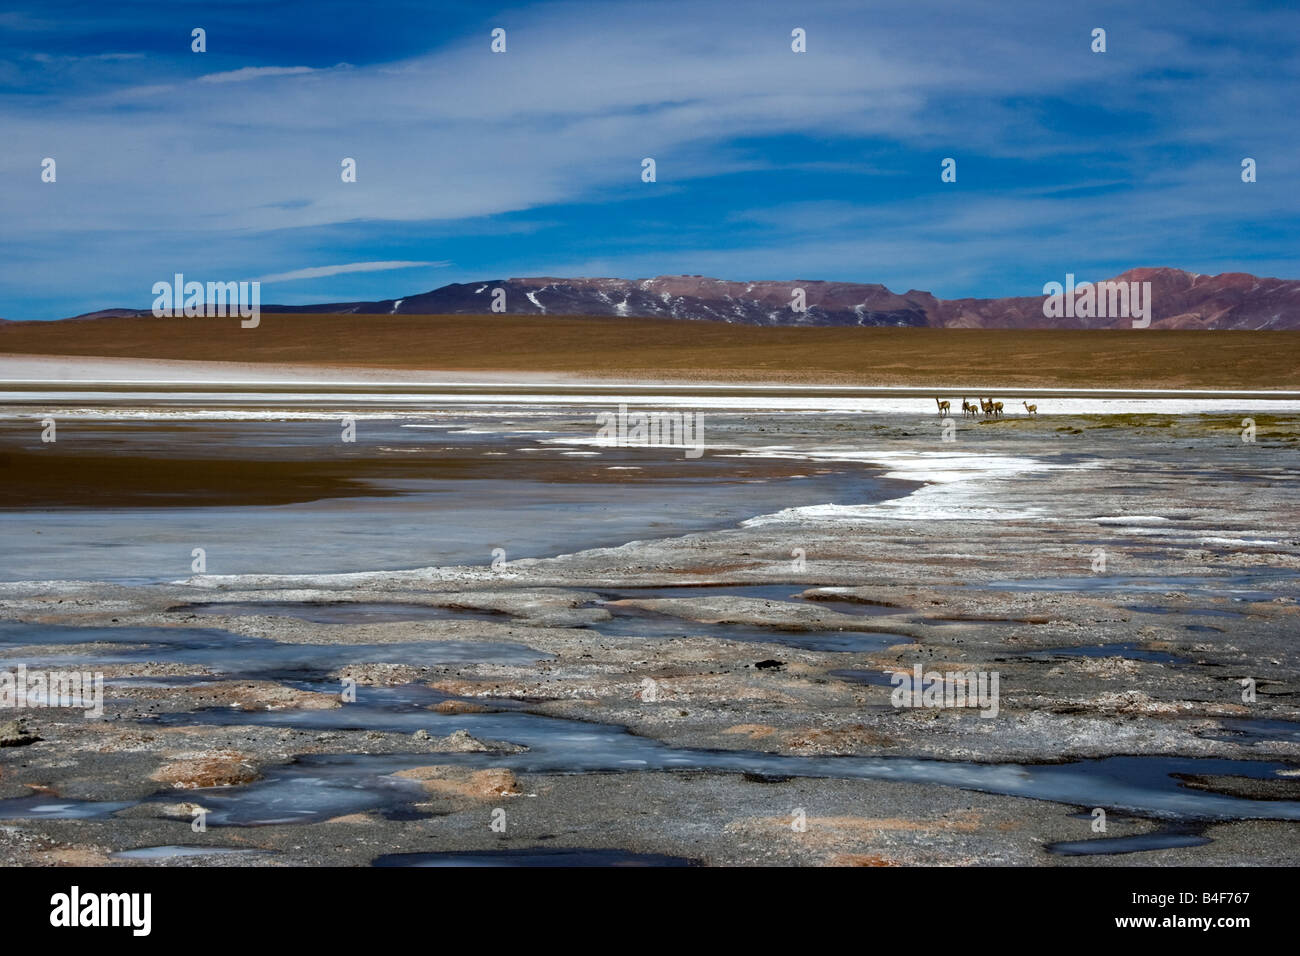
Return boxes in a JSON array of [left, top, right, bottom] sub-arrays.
[[3, 353, 1300, 400]]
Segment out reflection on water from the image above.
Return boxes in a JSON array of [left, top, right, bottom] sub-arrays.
[[0, 621, 549, 680], [1046, 829, 1211, 856], [167, 601, 510, 624], [0, 418, 908, 582], [1017, 643, 1188, 666]]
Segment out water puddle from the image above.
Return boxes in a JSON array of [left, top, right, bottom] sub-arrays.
[[167, 602, 511, 624], [0, 797, 136, 820], [986, 574, 1294, 601], [110, 845, 269, 861], [1046, 829, 1211, 856], [828, 668, 897, 687], [589, 604, 910, 653], [6, 694, 1294, 827], [1016, 643, 1188, 666], [0, 621, 549, 680], [594, 585, 907, 618], [372, 848, 696, 867], [919, 617, 1047, 627], [1125, 605, 1242, 618], [1200, 718, 1300, 744]]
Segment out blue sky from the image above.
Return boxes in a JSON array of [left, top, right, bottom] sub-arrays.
[[1, 0, 1296, 319]]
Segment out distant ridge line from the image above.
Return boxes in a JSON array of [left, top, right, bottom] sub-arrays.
[[51, 267, 1300, 330]]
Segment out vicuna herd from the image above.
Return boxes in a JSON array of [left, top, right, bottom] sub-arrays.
[[935, 397, 1037, 418]]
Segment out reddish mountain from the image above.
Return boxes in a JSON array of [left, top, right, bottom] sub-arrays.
[[51, 268, 1300, 329]]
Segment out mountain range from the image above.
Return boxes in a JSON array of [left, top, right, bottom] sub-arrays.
[[51, 267, 1300, 330]]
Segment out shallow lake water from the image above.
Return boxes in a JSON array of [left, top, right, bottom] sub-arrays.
[[0, 418, 911, 582]]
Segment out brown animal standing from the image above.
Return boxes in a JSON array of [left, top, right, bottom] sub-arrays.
[[992, 401, 1004, 417], [1023, 401, 1037, 415], [935, 398, 951, 417], [961, 398, 977, 418]]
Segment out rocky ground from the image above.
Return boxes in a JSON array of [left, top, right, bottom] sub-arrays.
[[1, 408, 1298, 866]]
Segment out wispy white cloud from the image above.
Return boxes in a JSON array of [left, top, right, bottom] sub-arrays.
[[198, 65, 317, 84], [29, 52, 145, 63], [0, 0, 1295, 317], [256, 260, 449, 283]]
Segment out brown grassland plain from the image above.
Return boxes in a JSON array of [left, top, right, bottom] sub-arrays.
[[2, 313, 1298, 388]]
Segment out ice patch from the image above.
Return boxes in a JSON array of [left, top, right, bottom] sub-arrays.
[[737, 448, 1090, 526], [1200, 536, 1281, 546], [725, 446, 1061, 484], [1096, 516, 1173, 526]]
